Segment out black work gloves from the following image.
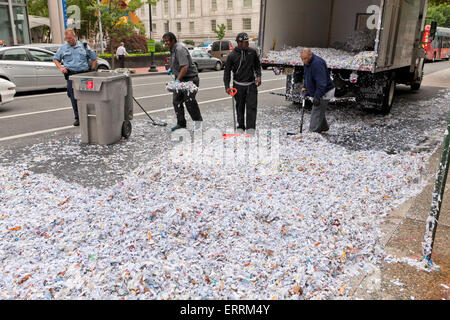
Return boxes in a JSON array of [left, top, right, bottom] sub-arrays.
[[313, 98, 321, 106]]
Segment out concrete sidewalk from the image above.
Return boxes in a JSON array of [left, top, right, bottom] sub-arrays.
[[132, 66, 167, 76], [351, 68, 450, 300]]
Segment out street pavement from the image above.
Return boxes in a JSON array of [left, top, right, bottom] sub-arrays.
[[0, 69, 286, 146], [0, 61, 449, 299], [0, 61, 448, 146]]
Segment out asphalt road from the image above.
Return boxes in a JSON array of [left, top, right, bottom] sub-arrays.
[[0, 69, 287, 144], [0, 60, 449, 147]]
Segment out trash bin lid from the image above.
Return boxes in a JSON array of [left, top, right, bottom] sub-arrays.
[[70, 71, 126, 82], [70, 71, 127, 92]]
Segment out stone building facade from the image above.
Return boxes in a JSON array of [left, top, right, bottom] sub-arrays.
[[136, 0, 260, 45]]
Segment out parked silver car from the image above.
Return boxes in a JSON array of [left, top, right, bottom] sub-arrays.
[[164, 49, 222, 72], [190, 49, 222, 72], [0, 46, 110, 92], [28, 43, 111, 71]]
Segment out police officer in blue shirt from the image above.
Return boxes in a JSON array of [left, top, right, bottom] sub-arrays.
[[53, 29, 98, 126]]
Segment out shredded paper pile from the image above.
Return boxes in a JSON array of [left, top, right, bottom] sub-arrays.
[[166, 81, 199, 94], [0, 89, 449, 300], [262, 47, 376, 71]]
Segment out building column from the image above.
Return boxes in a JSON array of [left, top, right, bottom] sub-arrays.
[[48, 0, 65, 44], [8, 0, 18, 45]]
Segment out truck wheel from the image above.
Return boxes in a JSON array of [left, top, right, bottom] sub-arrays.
[[411, 63, 424, 91], [411, 82, 421, 91], [380, 74, 396, 114], [122, 120, 132, 139]]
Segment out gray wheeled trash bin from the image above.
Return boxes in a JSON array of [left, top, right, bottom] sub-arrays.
[[70, 71, 133, 145]]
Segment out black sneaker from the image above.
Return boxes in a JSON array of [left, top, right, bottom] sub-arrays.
[[73, 119, 80, 127]]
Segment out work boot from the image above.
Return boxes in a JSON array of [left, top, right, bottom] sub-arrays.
[[171, 124, 185, 132], [73, 119, 80, 127], [193, 121, 203, 131], [246, 128, 256, 137]]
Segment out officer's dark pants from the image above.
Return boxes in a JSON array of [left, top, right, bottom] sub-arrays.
[[173, 76, 203, 128], [118, 55, 125, 68], [67, 79, 79, 120], [66, 70, 89, 120], [234, 83, 258, 130]]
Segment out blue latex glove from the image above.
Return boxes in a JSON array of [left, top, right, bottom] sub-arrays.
[[168, 68, 172, 75]]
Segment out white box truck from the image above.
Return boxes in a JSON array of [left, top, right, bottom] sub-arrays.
[[259, 0, 433, 113]]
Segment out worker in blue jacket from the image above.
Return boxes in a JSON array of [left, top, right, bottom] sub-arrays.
[[301, 48, 335, 133]]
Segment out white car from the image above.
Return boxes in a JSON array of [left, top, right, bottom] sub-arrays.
[[0, 78, 15, 105]]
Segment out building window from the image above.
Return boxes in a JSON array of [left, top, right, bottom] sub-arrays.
[[227, 19, 232, 31], [177, 0, 182, 14], [164, 0, 169, 15], [0, 5, 13, 46], [177, 22, 181, 33], [243, 0, 252, 8], [12, 6, 30, 45], [190, 22, 195, 33], [164, 21, 169, 33], [211, 0, 217, 11], [190, 0, 195, 13], [227, 0, 233, 9], [211, 20, 216, 32], [152, 5, 156, 15], [243, 18, 251, 30], [152, 23, 157, 31]]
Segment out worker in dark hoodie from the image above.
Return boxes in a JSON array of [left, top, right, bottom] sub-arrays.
[[224, 33, 262, 133]]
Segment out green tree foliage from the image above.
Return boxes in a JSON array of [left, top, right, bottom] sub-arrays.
[[213, 24, 227, 41], [88, 0, 157, 68], [427, 3, 450, 28], [183, 39, 195, 46]]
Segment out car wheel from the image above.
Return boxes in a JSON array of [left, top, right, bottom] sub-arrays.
[[215, 62, 222, 71], [97, 65, 109, 71], [122, 120, 132, 139]]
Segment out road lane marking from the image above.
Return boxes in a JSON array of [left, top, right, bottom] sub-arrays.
[[0, 107, 71, 120], [0, 78, 286, 120], [13, 70, 276, 99], [0, 126, 75, 142], [135, 78, 285, 100], [0, 87, 285, 142]]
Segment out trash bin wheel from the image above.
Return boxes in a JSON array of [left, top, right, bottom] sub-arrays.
[[122, 120, 132, 139]]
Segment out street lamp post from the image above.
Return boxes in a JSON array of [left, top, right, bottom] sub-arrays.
[[148, 4, 157, 72]]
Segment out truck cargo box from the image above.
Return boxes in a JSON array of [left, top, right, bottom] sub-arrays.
[[259, 0, 429, 113], [260, 0, 428, 73]]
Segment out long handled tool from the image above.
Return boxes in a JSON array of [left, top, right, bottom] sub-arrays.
[[229, 88, 238, 131], [132, 96, 168, 127], [287, 96, 306, 136]]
